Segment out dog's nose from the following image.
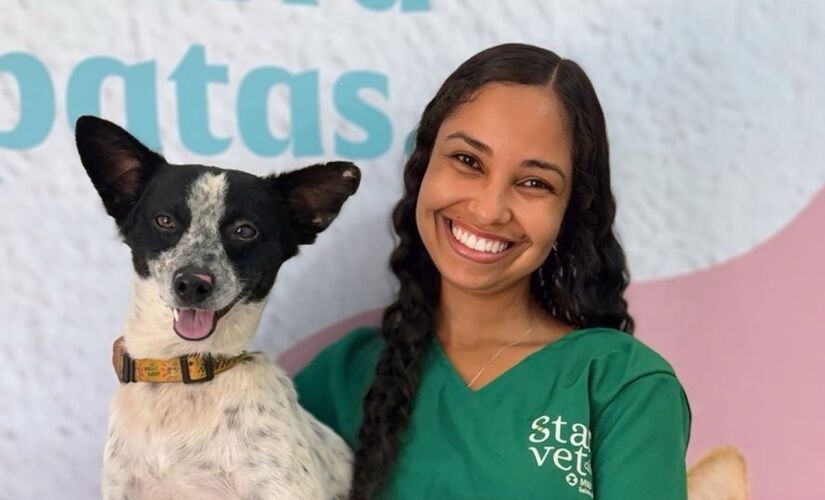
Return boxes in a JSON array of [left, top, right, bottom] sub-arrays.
[[174, 268, 214, 304]]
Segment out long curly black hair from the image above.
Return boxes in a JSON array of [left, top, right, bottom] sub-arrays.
[[349, 43, 634, 500]]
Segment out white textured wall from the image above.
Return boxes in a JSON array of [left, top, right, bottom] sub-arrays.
[[1, 0, 823, 498]]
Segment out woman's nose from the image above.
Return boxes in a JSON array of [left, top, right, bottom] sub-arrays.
[[465, 181, 513, 226]]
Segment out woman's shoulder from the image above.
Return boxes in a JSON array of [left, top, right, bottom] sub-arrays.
[[293, 325, 383, 386], [565, 329, 692, 493], [552, 327, 688, 416], [559, 326, 678, 377], [315, 325, 383, 368]]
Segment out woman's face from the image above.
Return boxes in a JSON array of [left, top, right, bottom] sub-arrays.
[[415, 82, 574, 295]]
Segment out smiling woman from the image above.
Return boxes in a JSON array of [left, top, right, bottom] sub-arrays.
[[293, 43, 691, 500], [416, 83, 572, 297]]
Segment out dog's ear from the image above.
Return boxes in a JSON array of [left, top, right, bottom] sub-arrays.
[[270, 161, 361, 245], [75, 116, 166, 222]]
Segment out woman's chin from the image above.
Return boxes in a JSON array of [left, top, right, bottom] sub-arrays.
[[439, 270, 524, 297]]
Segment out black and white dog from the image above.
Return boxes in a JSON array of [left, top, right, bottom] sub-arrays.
[[76, 116, 356, 499]]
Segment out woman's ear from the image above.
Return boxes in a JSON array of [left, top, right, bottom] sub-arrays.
[[270, 161, 361, 245]]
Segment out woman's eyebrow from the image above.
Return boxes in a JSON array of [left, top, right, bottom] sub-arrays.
[[446, 131, 492, 154], [522, 159, 566, 180]]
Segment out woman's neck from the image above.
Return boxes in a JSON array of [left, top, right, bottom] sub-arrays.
[[436, 278, 549, 348]]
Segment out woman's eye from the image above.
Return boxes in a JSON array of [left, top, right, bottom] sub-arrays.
[[233, 223, 259, 240], [521, 179, 555, 193], [154, 214, 177, 230], [454, 154, 480, 169]]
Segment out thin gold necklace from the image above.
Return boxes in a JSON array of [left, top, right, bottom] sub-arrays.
[[465, 321, 539, 390]]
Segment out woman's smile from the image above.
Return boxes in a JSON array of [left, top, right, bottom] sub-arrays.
[[441, 214, 523, 264]]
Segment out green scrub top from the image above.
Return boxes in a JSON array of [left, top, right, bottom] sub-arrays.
[[293, 326, 691, 499]]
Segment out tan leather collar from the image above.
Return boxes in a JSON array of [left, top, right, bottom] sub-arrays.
[[111, 336, 250, 384]]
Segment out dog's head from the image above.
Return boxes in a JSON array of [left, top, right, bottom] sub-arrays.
[[75, 116, 360, 350]]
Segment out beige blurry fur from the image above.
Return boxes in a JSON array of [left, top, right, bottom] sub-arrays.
[[687, 446, 749, 500]]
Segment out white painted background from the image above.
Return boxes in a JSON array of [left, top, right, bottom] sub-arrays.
[[1, 1, 824, 498]]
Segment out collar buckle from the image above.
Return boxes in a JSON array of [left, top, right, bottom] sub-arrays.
[[119, 352, 135, 384], [180, 354, 215, 384]]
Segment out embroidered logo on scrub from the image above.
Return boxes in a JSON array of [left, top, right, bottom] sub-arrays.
[[528, 415, 593, 498]]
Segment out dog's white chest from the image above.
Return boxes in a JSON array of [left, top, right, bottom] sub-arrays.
[[102, 355, 351, 500]]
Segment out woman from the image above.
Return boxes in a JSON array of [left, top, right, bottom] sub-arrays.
[[294, 43, 691, 499]]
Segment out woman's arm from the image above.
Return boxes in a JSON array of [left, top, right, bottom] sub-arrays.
[[591, 372, 692, 499]]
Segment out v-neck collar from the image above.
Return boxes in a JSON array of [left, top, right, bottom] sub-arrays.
[[430, 328, 598, 396]]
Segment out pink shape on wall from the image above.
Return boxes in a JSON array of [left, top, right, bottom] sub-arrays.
[[631, 185, 825, 499], [279, 185, 825, 499]]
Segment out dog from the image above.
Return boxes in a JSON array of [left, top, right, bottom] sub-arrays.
[[688, 446, 750, 500], [75, 116, 358, 500]]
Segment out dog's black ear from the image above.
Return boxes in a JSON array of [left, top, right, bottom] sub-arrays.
[[75, 116, 166, 221], [271, 161, 361, 245]]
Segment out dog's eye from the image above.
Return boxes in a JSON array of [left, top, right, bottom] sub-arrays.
[[154, 214, 177, 230], [232, 222, 259, 241]]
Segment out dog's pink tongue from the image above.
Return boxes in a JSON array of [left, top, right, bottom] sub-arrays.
[[174, 309, 215, 340]]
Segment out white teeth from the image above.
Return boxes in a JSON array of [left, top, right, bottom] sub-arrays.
[[449, 219, 510, 254], [172, 308, 179, 321]]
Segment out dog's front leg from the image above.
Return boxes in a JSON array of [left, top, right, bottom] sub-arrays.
[[101, 429, 157, 500], [101, 451, 142, 500]]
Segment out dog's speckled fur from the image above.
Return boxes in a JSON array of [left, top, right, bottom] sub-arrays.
[[102, 277, 352, 500], [75, 116, 358, 500], [146, 173, 242, 314]]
